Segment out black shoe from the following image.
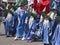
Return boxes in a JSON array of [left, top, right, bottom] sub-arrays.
[[6, 35, 10, 37]]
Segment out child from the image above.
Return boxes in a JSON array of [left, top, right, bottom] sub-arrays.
[[52, 20, 60, 45], [43, 16, 50, 45], [37, 15, 43, 38], [14, 3, 27, 40], [5, 12, 14, 37], [21, 12, 29, 40], [49, 10, 57, 38], [26, 14, 37, 42]]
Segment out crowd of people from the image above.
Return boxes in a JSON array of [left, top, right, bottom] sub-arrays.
[[0, 0, 60, 45]]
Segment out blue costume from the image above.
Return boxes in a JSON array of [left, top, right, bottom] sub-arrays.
[[13, 12, 18, 36], [50, 20, 55, 35], [14, 7, 28, 39], [22, 12, 29, 40], [50, 0, 60, 12], [49, 12, 57, 36], [37, 15, 43, 37], [37, 21, 43, 37], [43, 18, 50, 44], [52, 23, 60, 45], [26, 19, 37, 40], [5, 13, 14, 36], [26, 13, 40, 41]]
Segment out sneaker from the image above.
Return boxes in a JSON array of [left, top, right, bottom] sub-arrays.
[[14, 37, 18, 40], [6, 35, 10, 37], [21, 37, 25, 40]]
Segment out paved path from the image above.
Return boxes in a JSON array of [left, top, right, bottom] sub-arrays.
[[0, 23, 44, 45]]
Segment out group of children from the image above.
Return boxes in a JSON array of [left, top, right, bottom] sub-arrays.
[[2, 0, 60, 45]]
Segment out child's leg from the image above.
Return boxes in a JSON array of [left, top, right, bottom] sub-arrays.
[[22, 24, 29, 40], [6, 21, 10, 37]]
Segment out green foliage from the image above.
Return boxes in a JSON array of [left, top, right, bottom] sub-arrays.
[[55, 16, 60, 24], [50, 0, 53, 2], [28, 12, 37, 20], [15, 0, 28, 7], [4, 4, 16, 14], [0, 12, 2, 17], [41, 12, 51, 21], [40, 12, 47, 18]]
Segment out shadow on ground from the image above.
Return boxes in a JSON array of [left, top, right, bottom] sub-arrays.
[[0, 33, 5, 36]]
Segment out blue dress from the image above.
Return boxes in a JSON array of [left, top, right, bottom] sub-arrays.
[[26, 13, 40, 40], [26, 19, 37, 40], [50, 0, 60, 12], [15, 10, 27, 37], [22, 13, 29, 39], [37, 21, 43, 37], [52, 23, 60, 45], [13, 12, 18, 35], [43, 19, 50, 44], [5, 14, 14, 36], [37, 15, 43, 37], [49, 19, 55, 36]]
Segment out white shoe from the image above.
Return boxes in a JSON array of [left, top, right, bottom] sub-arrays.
[[21, 37, 25, 40], [14, 37, 18, 40]]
